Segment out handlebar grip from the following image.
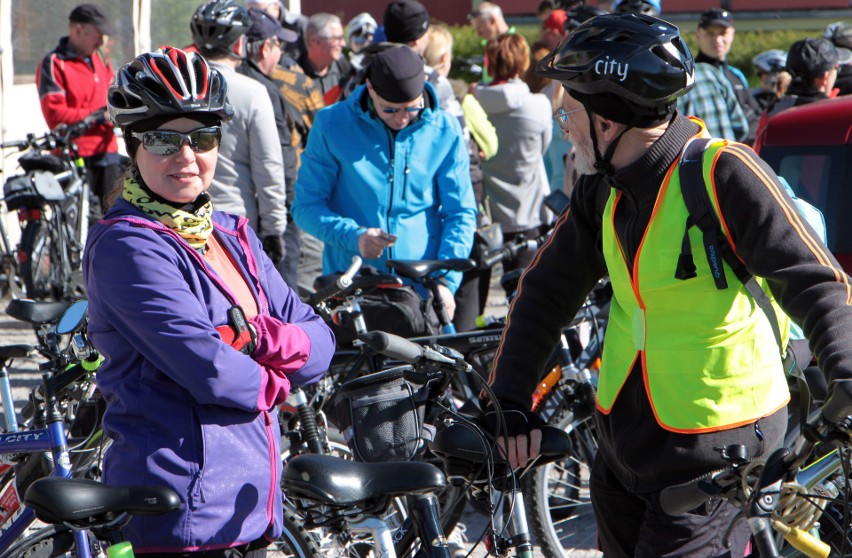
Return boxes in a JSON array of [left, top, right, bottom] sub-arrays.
[[659, 476, 718, 516], [358, 331, 425, 363], [308, 256, 362, 306], [481, 247, 509, 269], [821, 378, 852, 426]]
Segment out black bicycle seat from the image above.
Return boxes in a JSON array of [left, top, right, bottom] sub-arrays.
[[24, 477, 180, 528], [5, 299, 71, 325], [429, 422, 573, 467], [283, 454, 446, 506], [386, 259, 475, 280], [0, 344, 34, 363]]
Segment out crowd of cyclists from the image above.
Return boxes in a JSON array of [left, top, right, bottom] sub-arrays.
[[11, 0, 852, 556]]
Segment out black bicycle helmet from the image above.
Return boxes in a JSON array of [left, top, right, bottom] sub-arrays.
[[614, 0, 660, 17], [565, 5, 607, 33], [538, 13, 693, 118], [108, 46, 232, 129], [538, 13, 694, 176], [190, 0, 250, 53]]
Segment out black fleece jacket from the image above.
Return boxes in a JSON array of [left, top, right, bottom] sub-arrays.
[[489, 114, 852, 492]]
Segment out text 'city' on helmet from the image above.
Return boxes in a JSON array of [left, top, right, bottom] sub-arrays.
[[537, 13, 695, 119], [108, 46, 233, 129]]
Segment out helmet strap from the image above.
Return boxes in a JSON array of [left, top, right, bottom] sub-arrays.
[[587, 107, 632, 178]]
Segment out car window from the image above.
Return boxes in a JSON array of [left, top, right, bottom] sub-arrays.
[[761, 145, 851, 254]]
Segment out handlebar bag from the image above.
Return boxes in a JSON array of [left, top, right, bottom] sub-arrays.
[[333, 365, 436, 462], [3, 175, 41, 210]]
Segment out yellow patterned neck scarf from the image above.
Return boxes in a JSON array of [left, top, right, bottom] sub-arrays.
[[122, 175, 213, 250]]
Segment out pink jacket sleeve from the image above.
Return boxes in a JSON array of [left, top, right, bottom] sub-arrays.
[[249, 314, 312, 374]]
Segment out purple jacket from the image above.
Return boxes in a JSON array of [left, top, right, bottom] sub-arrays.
[[83, 200, 334, 551]]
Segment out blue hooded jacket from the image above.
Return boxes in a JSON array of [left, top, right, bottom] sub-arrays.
[[292, 82, 477, 292], [83, 200, 334, 551]]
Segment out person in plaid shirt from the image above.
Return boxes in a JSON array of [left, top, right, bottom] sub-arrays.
[[677, 9, 748, 141]]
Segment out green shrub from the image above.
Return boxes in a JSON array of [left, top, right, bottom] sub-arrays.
[[448, 25, 824, 87]]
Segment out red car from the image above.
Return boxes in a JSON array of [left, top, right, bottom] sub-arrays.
[[757, 95, 852, 271]]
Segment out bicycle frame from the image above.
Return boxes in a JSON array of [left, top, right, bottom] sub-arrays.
[[0, 362, 94, 557]]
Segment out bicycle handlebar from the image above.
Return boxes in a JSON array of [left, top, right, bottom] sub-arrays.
[[308, 256, 362, 306], [481, 236, 545, 269], [358, 331, 456, 367], [0, 108, 106, 153], [659, 405, 849, 558]]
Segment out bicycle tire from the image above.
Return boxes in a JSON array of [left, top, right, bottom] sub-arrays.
[[0, 525, 79, 558], [523, 406, 600, 558], [19, 219, 62, 301], [268, 505, 322, 558]]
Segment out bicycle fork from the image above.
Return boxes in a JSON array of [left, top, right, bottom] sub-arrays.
[[489, 489, 534, 558]]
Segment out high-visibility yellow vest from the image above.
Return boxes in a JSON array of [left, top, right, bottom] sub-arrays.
[[598, 137, 790, 433]]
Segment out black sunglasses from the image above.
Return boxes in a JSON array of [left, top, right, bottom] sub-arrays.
[[131, 127, 221, 156]]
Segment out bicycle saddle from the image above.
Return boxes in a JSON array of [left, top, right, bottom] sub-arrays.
[[429, 423, 573, 467], [283, 454, 446, 506], [0, 344, 34, 363], [5, 299, 71, 325], [386, 259, 475, 279], [24, 477, 180, 528]]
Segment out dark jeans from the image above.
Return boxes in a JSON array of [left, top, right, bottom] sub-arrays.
[[453, 266, 492, 332], [590, 454, 750, 558], [275, 217, 301, 290]]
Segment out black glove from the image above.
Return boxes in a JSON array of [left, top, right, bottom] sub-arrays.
[[484, 401, 544, 441], [821, 378, 852, 427], [262, 234, 285, 265]]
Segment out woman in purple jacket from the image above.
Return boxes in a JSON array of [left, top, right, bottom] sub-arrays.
[[83, 47, 335, 556]]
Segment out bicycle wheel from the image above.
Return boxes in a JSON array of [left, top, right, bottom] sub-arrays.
[[268, 507, 321, 558], [19, 219, 62, 301], [0, 525, 82, 558], [523, 407, 600, 558]]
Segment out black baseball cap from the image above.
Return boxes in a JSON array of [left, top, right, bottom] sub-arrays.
[[246, 8, 298, 43], [787, 37, 839, 80], [383, 0, 430, 44], [367, 45, 425, 103], [698, 8, 733, 29], [69, 4, 115, 35]]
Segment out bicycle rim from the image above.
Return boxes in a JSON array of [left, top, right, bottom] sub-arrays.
[[523, 409, 600, 558]]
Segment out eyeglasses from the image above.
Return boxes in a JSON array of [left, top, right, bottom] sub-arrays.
[[555, 106, 584, 126], [318, 35, 345, 43], [376, 98, 425, 115], [131, 127, 221, 156]]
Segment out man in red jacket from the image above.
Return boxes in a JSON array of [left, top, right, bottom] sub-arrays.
[[36, 4, 124, 213]]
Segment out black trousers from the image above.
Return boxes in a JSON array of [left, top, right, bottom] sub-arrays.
[[590, 454, 751, 558], [275, 216, 301, 290]]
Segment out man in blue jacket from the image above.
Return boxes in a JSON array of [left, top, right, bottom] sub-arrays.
[[292, 45, 477, 319]]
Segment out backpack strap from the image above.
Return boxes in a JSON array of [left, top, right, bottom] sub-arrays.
[[677, 140, 810, 424], [676, 138, 785, 354]]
